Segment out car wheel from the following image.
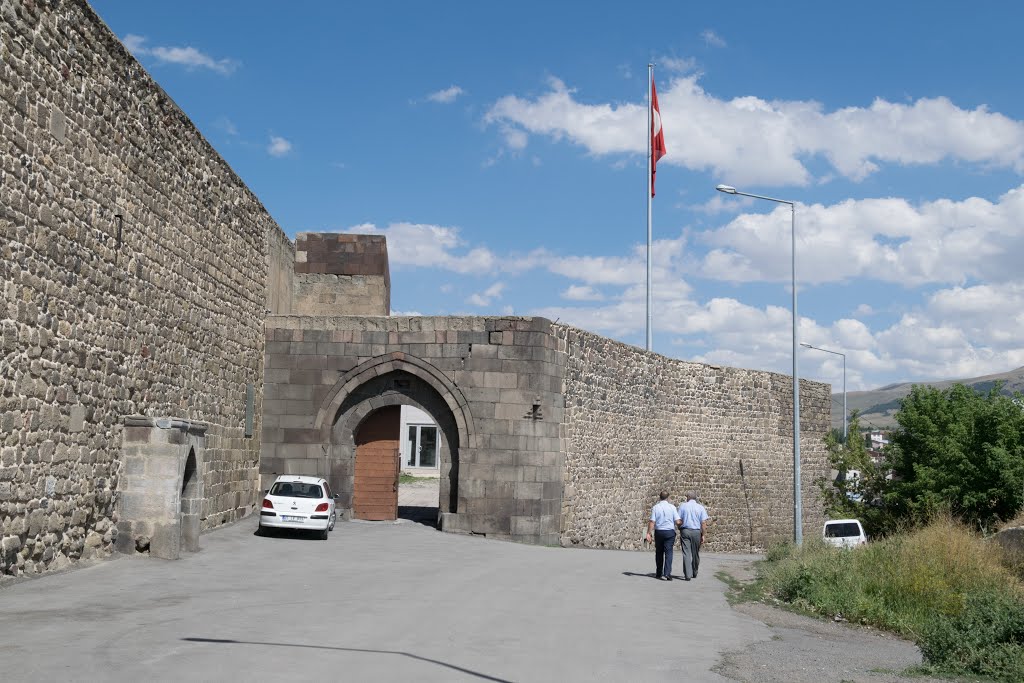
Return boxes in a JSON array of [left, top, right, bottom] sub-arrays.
[[329, 512, 336, 531], [256, 524, 265, 537], [319, 527, 329, 541]]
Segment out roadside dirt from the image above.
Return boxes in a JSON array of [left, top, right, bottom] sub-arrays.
[[714, 562, 982, 683]]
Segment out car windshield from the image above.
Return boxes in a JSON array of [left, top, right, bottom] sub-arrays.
[[825, 522, 861, 538], [270, 482, 323, 498]]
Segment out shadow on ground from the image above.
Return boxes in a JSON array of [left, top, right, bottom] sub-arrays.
[[398, 505, 438, 528], [182, 637, 510, 682]]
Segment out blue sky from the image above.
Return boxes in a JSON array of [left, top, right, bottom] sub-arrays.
[[91, 1, 1024, 391]]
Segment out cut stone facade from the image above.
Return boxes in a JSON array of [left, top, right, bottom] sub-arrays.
[[116, 416, 206, 560], [291, 233, 390, 316]]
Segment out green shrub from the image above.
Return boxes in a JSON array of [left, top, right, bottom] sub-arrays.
[[918, 589, 1024, 681], [757, 517, 1024, 679]]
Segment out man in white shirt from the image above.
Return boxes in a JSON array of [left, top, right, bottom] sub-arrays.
[[645, 490, 681, 581], [677, 491, 709, 580]]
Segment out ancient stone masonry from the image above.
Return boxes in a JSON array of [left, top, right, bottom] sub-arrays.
[[0, 0, 833, 578], [262, 314, 566, 545], [1, 0, 285, 578], [556, 326, 830, 552], [262, 305, 830, 549], [291, 233, 390, 316]]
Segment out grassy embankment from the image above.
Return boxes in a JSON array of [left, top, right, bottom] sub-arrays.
[[725, 517, 1024, 682]]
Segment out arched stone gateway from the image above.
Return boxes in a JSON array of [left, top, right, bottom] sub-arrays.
[[317, 355, 468, 525]]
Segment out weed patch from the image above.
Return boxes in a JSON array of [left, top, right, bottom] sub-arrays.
[[754, 517, 1024, 682], [715, 568, 764, 606]]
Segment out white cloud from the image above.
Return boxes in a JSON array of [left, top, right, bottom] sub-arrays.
[[701, 29, 727, 48], [391, 309, 423, 316], [427, 85, 465, 104], [123, 34, 147, 53], [484, 75, 1024, 186], [467, 282, 505, 307], [700, 186, 1024, 286], [562, 285, 604, 301], [343, 222, 498, 274], [121, 34, 238, 75], [658, 56, 698, 73], [318, 201, 1024, 391], [215, 117, 238, 136], [267, 136, 293, 157]]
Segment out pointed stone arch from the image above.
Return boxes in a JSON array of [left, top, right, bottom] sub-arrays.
[[315, 352, 476, 448], [314, 352, 476, 522]]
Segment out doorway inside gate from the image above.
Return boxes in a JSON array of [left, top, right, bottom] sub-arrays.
[[353, 406, 401, 520], [352, 404, 442, 526]]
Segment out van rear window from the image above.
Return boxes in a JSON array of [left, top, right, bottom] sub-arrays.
[[825, 522, 861, 538]]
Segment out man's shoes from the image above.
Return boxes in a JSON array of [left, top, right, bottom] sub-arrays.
[[683, 577, 691, 581], [657, 575, 667, 581], [693, 572, 698, 578], [666, 576, 673, 581]]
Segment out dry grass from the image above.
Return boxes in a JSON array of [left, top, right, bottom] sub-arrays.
[[758, 515, 1024, 680]]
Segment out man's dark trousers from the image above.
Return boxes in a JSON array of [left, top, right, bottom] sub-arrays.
[[654, 529, 676, 578], [680, 528, 702, 579]]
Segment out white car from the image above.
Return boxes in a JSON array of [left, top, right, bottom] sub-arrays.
[[823, 519, 868, 548], [259, 475, 337, 539]]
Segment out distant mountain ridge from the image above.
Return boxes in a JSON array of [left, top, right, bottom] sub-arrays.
[[829, 366, 1024, 431]]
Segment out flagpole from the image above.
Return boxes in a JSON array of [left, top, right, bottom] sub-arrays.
[[646, 63, 653, 352]]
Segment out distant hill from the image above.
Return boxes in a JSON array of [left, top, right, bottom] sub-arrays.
[[828, 366, 1024, 431]]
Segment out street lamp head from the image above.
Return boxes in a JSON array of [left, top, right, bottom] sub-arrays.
[[716, 184, 738, 194], [800, 343, 812, 349]]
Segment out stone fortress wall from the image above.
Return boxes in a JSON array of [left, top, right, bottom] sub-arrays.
[[1, 0, 832, 578], [1, 0, 282, 577], [263, 306, 830, 550], [557, 326, 829, 552]]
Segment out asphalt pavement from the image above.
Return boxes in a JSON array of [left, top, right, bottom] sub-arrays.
[[1, 515, 769, 682]]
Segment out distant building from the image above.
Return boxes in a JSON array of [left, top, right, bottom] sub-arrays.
[[868, 431, 890, 450], [399, 406, 440, 477]]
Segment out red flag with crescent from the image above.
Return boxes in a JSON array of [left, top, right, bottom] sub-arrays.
[[651, 80, 666, 197]]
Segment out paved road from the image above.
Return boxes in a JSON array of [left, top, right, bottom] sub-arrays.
[[1, 516, 769, 682]]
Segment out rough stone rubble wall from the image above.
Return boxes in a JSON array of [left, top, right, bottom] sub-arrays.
[[556, 326, 830, 552], [0, 0, 282, 577]]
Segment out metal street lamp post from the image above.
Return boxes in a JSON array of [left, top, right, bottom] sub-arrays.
[[716, 184, 802, 545], [801, 342, 847, 441]]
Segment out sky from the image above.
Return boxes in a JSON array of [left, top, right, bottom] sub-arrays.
[[90, 1, 1024, 392]]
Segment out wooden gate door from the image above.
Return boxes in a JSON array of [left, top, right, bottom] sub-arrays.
[[353, 406, 400, 521]]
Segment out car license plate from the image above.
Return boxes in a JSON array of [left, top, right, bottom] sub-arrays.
[[281, 515, 303, 522]]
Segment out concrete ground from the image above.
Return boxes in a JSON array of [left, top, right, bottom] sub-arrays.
[[1, 515, 766, 682], [397, 476, 441, 526], [0, 512, 941, 682]]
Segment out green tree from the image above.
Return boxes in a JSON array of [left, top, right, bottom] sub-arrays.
[[885, 383, 1024, 531]]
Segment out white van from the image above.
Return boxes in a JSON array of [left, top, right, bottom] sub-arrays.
[[822, 519, 867, 548]]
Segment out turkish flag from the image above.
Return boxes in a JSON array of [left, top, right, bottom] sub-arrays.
[[651, 80, 667, 197]]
